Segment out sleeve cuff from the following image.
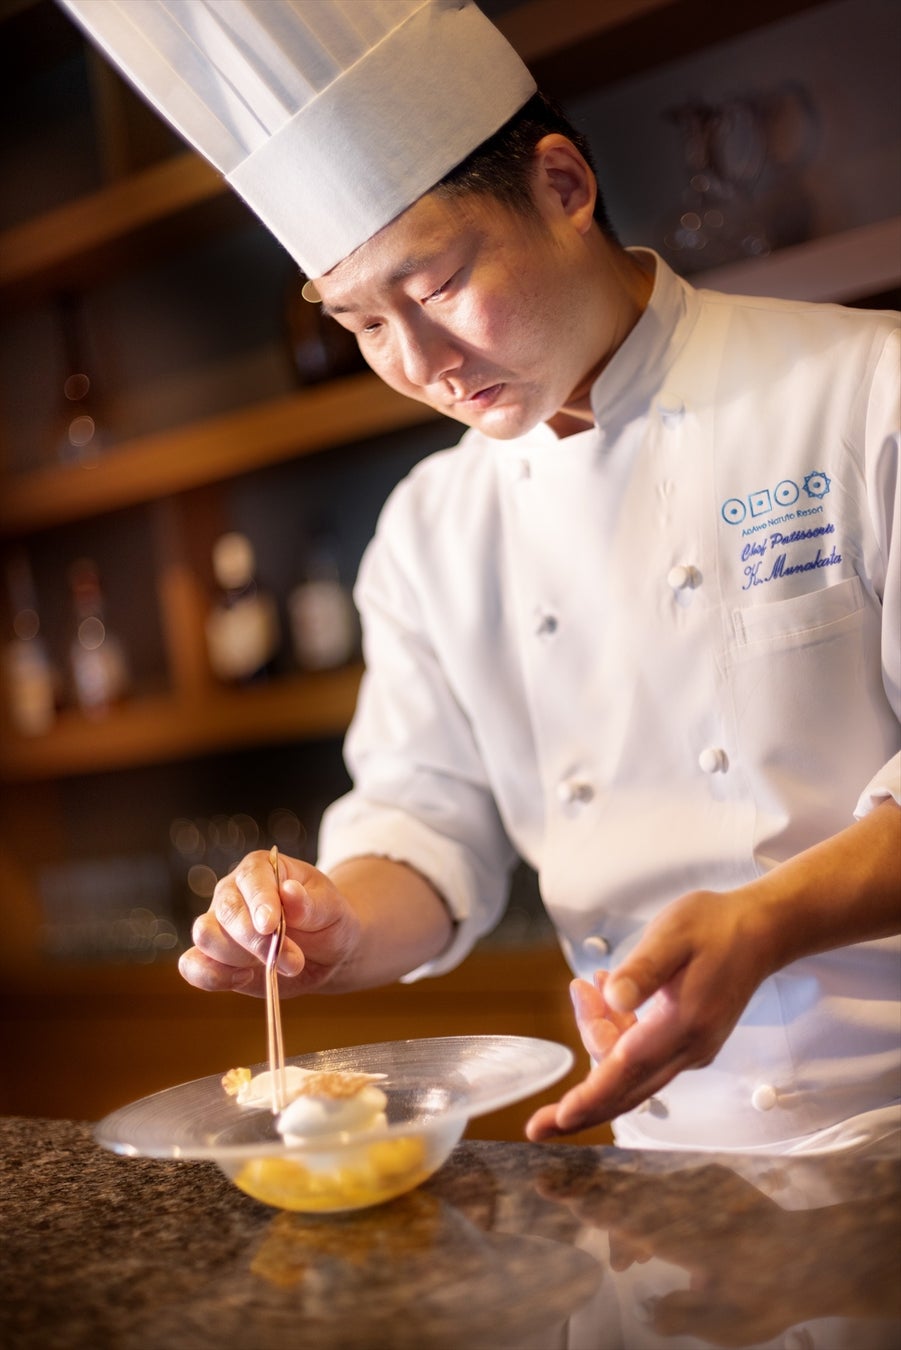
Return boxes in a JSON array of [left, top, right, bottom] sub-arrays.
[[316, 796, 509, 980], [854, 751, 901, 818]]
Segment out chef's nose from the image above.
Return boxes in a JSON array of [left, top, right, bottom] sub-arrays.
[[396, 315, 462, 388]]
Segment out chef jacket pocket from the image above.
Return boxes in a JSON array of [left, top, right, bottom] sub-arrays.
[[723, 573, 872, 736], [729, 575, 865, 654], [722, 572, 890, 827]]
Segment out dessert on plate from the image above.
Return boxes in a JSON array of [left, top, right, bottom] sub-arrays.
[[220, 1063, 425, 1211]]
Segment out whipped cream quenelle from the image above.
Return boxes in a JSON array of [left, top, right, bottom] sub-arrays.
[[276, 1071, 388, 1143], [222, 1065, 388, 1140]]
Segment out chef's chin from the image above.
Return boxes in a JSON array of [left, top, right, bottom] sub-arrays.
[[457, 398, 549, 442]]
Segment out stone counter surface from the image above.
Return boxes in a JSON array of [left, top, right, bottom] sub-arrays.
[[1, 1116, 899, 1350]]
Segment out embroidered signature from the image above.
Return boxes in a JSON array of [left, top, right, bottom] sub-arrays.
[[745, 526, 842, 591], [741, 522, 836, 561]]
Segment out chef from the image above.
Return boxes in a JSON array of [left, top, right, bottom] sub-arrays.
[[61, 1, 900, 1153]]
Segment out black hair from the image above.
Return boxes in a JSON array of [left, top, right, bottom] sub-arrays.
[[434, 91, 619, 242]]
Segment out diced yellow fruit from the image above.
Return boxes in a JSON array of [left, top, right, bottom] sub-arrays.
[[232, 1136, 430, 1213], [234, 1158, 316, 1210], [367, 1135, 426, 1179]]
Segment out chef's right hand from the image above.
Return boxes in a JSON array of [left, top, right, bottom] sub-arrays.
[[178, 851, 361, 998]]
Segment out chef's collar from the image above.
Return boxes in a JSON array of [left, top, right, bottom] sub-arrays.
[[58, 0, 536, 282], [587, 250, 699, 438]]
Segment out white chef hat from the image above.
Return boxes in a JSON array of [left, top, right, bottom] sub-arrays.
[[58, 0, 537, 281]]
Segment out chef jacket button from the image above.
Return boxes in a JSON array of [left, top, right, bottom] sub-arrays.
[[535, 612, 559, 637], [636, 1096, 668, 1117], [667, 564, 701, 592], [558, 779, 595, 806], [582, 934, 611, 957], [698, 746, 729, 774], [658, 394, 685, 426], [751, 1084, 779, 1112], [516, 457, 531, 481]]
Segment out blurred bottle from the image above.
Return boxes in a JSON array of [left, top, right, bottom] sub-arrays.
[[288, 527, 358, 671], [205, 532, 281, 684], [55, 293, 105, 464], [3, 552, 57, 736], [68, 558, 130, 717]]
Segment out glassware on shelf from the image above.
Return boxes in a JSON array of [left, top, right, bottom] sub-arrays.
[[68, 557, 131, 717], [205, 532, 281, 684], [659, 97, 772, 274], [288, 527, 358, 671], [3, 551, 57, 736], [54, 293, 106, 464]]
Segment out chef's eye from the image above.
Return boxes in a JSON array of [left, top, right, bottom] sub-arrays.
[[424, 273, 458, 303], [360, 319, 382, 336]]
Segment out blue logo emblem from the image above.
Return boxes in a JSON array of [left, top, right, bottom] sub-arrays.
[[803, 471, 831, 499], [721, 471, 831, 525]]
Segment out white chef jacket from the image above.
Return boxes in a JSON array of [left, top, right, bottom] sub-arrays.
[[318, 250, 901, 1152]]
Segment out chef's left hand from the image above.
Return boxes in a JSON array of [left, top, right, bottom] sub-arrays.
[[526, 887, 771, 1140], [527, 798, 901, 1140], [529, 799, 901, 1139]]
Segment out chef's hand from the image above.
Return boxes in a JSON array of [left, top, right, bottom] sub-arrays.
[[527, 798, 901, 1140], [178, 852, 360, 997], [526, 887, 772, 1139], [178, 851, 453, 998]]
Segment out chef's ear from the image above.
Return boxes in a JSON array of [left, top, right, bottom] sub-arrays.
[[531, 134, 597, 235]]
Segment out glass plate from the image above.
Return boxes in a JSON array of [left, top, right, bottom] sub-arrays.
[[95, 1035, 574, 1161]]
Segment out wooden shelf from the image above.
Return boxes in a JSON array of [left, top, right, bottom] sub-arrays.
[[0, 664, 364, 782], [0, 151, 241, 306], [695, 217, 901, 303], [0, 374, 441, 536]]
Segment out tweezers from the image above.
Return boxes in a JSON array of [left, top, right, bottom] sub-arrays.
[[265, 844, 287, 1113]]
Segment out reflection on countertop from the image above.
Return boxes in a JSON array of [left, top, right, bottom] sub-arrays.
[[1, 1116, 899, 1350]]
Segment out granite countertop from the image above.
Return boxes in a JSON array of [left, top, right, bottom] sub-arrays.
[[1, 1116, 899, 1350]]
